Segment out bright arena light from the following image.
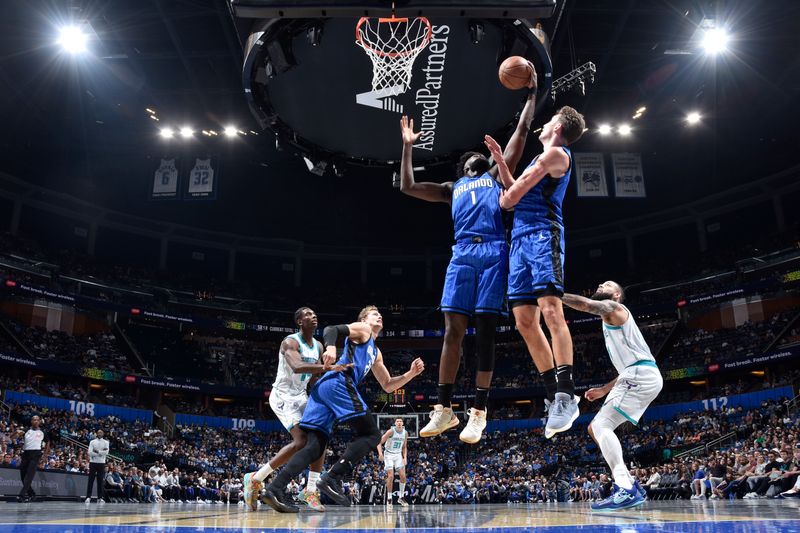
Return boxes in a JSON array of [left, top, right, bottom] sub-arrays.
[[223, 126, 237, 138], [180, 127, 193, 138], [701, 28, 729, 54], [598, 124, 612, 135], [686, 111, 702, 124], [159, 128, 174, 139], [57, 26, 88, 54], [618, 124, 632, 136]]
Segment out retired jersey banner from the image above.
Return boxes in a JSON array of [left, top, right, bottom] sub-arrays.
[[185, 156, 219, 199], [574, 152, 608, 197], [612, 153, 646, 198], [151, 158, 179, 199]]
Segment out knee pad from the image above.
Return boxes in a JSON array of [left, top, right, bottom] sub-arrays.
[[475, 314, 498, 372]]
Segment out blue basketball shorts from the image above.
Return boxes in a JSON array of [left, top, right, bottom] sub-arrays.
[[440, 239, 508, 316], [299, 373, 368, 437], [507, 229, 565, 304]]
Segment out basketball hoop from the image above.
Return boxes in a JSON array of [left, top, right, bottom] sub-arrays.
[[355, 6, 432, 95]]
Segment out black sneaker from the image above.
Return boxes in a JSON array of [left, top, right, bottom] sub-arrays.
[[259, 485, 299, 513], [317, 473, 350, 507]]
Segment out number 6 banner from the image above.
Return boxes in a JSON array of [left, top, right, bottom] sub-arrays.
[[185, 156, 219, 200], [151, 158, 179, 199]]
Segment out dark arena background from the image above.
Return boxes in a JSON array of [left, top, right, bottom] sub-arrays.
[[1, 0, 800, 531]]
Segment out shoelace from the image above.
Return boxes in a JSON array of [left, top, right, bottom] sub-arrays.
[[467, 410, 484, 428], [551, 400, 566, 416]]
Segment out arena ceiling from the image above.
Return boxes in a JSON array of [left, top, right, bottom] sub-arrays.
[[0, 0, 797, 245]]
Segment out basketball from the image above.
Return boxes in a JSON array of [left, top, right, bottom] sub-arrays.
[[499, 56, 533, 90]]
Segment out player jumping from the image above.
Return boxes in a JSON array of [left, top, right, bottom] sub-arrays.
[[399, 65, 538, 444], [486, 105, 585, 438]]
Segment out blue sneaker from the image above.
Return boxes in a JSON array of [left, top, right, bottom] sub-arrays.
[[544, 393, 580, 439], [632, 480, 645, 499], [591, 484, 645, 511]]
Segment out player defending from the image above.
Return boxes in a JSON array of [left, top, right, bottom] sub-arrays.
[[377, 418, 408, 508], [486, 106, 585, 438], [399, 66, 538, 444], [260, 306, 425, 513], [562, 282, 663, 510], [244, 307, 351, 512]]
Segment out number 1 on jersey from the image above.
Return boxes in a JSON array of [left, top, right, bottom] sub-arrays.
[[470, 190, 477, 205]]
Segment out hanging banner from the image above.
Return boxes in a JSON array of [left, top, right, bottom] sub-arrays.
[[185, 156, 219, 199], [151, 158, 179, 199], [612, 153, 646, 198], [574, 152, 608, 197]]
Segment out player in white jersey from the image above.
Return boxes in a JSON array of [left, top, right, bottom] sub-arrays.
[[377, 418, 409, 508], [562, 281, 663, 511], [244, 307, 351, 512]]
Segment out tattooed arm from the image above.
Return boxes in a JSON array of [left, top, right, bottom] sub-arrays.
[[562, 293, 628, 326]]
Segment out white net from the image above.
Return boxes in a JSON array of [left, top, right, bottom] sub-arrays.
[[356, 16, 432, 95]]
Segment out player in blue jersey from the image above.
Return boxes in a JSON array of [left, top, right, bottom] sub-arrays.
[[260, 306, 425, 513], [486, 106, 585, 439], [398, 66, 538, 444]]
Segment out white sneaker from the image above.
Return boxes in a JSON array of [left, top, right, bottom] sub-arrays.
[[419, 405, 459, 437], [85, 497, 91, 504], [544, 394, 580, 439], [709, 494, 720, 500], [459, 408, 487, 444], [98, 498, 105, 504], [398, 498, 408, 507]]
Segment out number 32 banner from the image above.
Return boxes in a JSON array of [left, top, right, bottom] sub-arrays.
[[185, 156, 219, 200]]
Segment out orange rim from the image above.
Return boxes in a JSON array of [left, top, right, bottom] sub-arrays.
[[355, 16, 433, 59]]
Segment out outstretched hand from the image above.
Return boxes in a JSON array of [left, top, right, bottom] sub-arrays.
[[527, 60, 538, 90], [400, 115, 422, 145], [408, 357, 425, 376], [484, 135, 505, 163]]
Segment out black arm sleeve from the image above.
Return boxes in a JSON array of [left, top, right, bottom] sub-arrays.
[[323, 324, 350, 349]]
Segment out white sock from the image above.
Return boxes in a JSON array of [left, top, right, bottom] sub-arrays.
[[253, 463, 274, 482], [593, 422, 633, 491], [399, 482, 406, 499], [306, 471, 320, 493], [700, 480, 707, 496]]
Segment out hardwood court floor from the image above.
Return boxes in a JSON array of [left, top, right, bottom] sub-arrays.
[[1, 500, 800, 532]]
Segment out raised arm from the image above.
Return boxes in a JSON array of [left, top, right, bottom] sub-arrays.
[[399, 116, 453, 203], [490, 68, 537, 184], [561, 293, 628, 325], [370, 351, 425, 393], [282, 337, 351, 375], [498, 147, 570, 209]]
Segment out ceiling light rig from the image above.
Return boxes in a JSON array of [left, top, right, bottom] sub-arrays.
[[57, 25, 88, 54]]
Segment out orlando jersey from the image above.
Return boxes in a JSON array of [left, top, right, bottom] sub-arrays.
[[335, 335, 378, 385], [602, 304, 657, 375], [511, 147, 572, 241], [451, 173, 504, 241], [272, 333, 322, 397], [384, 427, 407, 454]]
